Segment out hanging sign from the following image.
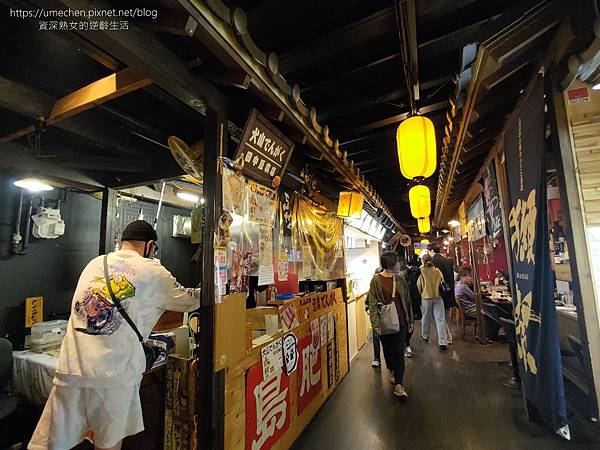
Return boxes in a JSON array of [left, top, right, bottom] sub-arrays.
[[296, 334, 322, 415], [282, 333, 298, 374], [504, 76, 568, 434], [246, 362, 290, 450], [235, 108, 295, 188], [222, 166, 246, 215], [482, 163, 503, 239], [248, 182, 277, 225]]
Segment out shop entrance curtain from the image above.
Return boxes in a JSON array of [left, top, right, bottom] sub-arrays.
[[292, 197, 344, 281], [504, 74, 568, 436]]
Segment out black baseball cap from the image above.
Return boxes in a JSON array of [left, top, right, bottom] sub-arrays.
[[121, 220, 158, 242]]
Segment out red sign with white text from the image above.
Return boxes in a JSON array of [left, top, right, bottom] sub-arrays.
[[296, 334, 322, 415], [246, 362, 290, 450]]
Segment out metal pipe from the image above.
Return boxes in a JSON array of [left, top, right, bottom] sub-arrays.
[[154, 182, 166, 230], [12, 193, 33, 256], [11, 190, 24, 254]]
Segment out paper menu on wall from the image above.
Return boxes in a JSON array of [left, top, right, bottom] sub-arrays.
[[261, 337, 283, 381]]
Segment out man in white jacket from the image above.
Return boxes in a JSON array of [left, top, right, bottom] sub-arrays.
[[29, 220, 200, 450]]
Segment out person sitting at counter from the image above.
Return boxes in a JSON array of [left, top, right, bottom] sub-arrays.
[[455, 270, 500, 342], [494, 269, 510, 288], [29, 220, 200, 450]]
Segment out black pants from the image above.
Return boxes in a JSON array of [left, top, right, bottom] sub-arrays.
[[379, 326, 407, 385], [374, 328, 412, 365]]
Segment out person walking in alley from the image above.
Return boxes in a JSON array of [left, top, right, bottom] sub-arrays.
[[429, 243, 456, 345], [366, 251, 414, 398], [417, 253, 448, 350]]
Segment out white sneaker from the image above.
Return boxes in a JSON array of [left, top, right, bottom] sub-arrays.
[[371, 360, 381, 368], [405, 346, 413, 358], [394, 384, 408, 397]]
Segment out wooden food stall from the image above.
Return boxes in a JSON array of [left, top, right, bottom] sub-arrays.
[[214, 289, 348, 449]]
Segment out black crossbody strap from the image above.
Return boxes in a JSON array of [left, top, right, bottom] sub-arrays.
[[103, 254, 144, 343]]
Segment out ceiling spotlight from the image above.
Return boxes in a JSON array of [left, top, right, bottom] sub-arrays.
[[593, 83, 600, 91], [448, 219, 460, 227], [441, 229, 450, 234], [14, 177, 54, 192], [176, 191, 200, 203]]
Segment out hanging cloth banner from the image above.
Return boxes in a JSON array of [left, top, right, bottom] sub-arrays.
[[503, 75, 568, 436], [291, 197, 345, 280]]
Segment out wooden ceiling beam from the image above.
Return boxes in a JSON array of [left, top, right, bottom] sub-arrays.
[[1, 68, 151, 143], [38, 0, 229, 115], [318, 76, 449, 123], [278, 6, 395, 76], [0, 76, 149, 157], [340, 100, 448, 139]]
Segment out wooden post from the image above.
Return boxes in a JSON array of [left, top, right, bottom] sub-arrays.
[[99, 187, 116, 255], [550, 85, 600, 419], [468, 239, 487, 344], [197, 108, 226, 450]]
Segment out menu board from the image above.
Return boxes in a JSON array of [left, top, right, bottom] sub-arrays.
[[482, 163, 503, 238], [234, 108, 295, 187]]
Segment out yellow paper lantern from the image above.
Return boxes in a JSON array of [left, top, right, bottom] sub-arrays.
[[418, 216, 431, 233], [396, 115, 437, 180], [337, 191, 364, 219], [408, 185, 431, 219]]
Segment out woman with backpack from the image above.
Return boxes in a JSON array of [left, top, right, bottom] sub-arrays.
[[417, 253, 448, 350], [366, 251, 414, 398]]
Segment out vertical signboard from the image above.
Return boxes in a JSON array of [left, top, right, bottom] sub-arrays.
[[296, 334, 322, 415], [504, 75, 568, 435], [246, 362, 291, 450]]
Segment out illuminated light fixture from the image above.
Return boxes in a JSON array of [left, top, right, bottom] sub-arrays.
[[417, 216, 431, 233], [396, 115, 437, 180], [176, 191, 200, 203], [441, 229, 450, 234], [448, 219, 460, 228], [593, 83, 600, 90], [13, 177, 54, 192], [337, 191, 364, 219], [448, 236, 454, 242], [408, 185, 431, 219]]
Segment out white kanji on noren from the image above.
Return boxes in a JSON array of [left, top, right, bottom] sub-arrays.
[[252, 372, 288, 450], [299, 344, 320, 396]]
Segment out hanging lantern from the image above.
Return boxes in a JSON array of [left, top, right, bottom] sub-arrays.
[[408, 185, 431, 219], [396, 115, 437, 180], [337, 191, 364, 219], [418, 216, 431, 233]]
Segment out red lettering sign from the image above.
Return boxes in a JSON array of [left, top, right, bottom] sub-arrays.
[[296, 334, 322, 415], [246, 362, 290, 450]]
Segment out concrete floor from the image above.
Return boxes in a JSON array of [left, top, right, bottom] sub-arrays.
[[291, 324, 598, 450]]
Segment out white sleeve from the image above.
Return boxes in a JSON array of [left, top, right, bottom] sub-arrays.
[[154, 263, 201, 312]]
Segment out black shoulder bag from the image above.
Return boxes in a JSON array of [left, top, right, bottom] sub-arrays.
[[103, 255, 162, 373]]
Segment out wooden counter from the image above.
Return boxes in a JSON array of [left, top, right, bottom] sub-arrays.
[[214, 289, 349, 450]]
